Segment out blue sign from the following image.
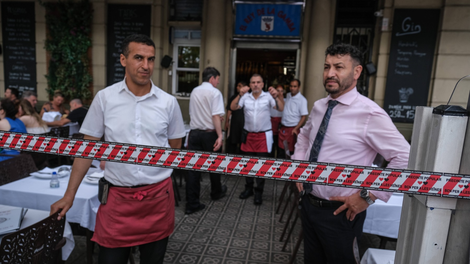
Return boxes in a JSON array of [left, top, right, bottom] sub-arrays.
[[235, 4, 302, 37]]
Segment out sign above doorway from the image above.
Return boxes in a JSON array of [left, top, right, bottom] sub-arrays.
[[234, 4, 302, 38]]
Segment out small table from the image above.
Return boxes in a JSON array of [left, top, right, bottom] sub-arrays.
[[0, 205, 75, 261], [363, 193, 403, 240], [0, 174, 99, 232]]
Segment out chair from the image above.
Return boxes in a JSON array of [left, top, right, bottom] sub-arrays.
[[0, 153, 38, 185], [0, 211, 66, 264]]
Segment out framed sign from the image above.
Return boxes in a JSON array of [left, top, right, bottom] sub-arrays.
[[1, 1, 36, 95], [234, 4, 302, 38], [106, 4, 151, 86], [383, 9, 440, 123]]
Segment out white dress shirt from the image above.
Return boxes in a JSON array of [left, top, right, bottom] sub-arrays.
[[281, 92, 309, 127], [80, 79, 186, 186], [239, 91, 276, 132], [189, 82, 225, 130]]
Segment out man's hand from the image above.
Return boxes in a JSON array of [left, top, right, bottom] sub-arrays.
[[330, 191, 373, 221], [213, 136, 223, 151], [292, 127, 299, 135], [239, 86, 249, 97], [268, 86, 278, 98], [50, 195, 74, 220], [296, 182, 304, 192]]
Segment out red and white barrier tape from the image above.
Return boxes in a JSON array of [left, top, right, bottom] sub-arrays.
[[1, 131, 470, 199]]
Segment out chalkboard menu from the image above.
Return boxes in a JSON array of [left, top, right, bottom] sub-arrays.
[[1, 1, 36, 96], [383, 9, 440, 123], [106, 4, 151, 86]]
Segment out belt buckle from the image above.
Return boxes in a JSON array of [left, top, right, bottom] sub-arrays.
[[319, 200, 322, 207]]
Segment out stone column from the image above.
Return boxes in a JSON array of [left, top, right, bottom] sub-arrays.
[[201, 0, 226, 92], [303, 0, 334, 107]]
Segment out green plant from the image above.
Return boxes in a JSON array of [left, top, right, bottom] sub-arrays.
[[40, 0, 93, 101]]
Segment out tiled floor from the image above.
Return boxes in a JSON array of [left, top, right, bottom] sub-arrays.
[[65, 173, 396, 264]]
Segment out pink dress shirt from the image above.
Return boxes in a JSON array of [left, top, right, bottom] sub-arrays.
[[291, 88, 410, 202]]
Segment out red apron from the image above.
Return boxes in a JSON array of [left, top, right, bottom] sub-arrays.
[[241, 132, 268, 153], [91, 177, 175, 248], [271, 117, 282, 135], [278, 126, 297, 152]]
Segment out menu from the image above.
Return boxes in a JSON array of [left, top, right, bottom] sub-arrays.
[[1, 1, 36, 95], [106, 4, 151, 86], [383, 9, 440, 123]]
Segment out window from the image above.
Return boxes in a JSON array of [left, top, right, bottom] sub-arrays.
[[172, 30, 201, 95]]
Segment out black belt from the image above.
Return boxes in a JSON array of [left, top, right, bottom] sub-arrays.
[[104, 178, 149, 189], [307, 194, 343, 208]]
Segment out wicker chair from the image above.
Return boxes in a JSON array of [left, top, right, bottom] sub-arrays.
[[0, 153, 38, 186], [0, 211, 66, 264]]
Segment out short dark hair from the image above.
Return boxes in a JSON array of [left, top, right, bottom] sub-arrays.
[[250, 73, 263, 83], [0, 98, 18, 119], [7, 87, 19, 99], [121, 34, 156, 57], [22, 91, 37, 99], [325, 43, 362, 66], [202, 67, 220, 82], [70, 98, 82, 105], [290, 79, 301, 87], [237, 81, 247, 86]]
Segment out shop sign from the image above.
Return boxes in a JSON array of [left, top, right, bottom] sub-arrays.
[[384, 9, 440, 123], [235, 4, 302, 37]]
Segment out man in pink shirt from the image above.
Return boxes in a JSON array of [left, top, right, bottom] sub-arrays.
[[293, 43, 410, 263]]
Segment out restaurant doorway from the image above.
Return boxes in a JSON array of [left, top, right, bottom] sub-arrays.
[[230, 42, 300, 96]]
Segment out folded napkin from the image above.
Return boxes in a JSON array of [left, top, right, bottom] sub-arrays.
[[87, 171, 104, 179]]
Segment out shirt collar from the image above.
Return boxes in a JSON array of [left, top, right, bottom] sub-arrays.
[[119, 77, 158, 99], [326, 87, 358, 106]]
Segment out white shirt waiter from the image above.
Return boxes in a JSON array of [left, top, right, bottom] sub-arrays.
[[189, 82, 225, 130]]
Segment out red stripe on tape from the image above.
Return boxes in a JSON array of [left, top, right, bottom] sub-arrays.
[[361, 170, 382, 187], [442, 177, 461, 195], [240, 158, 257, 175], [32, 137, 45, 151], [193, 154, 209, 170], [208, 155, 225, 172], [108, 145, 122, 160], [379, 171, 401, 189], [68, 141, 83, 156], [272, 161, 291, 179], [0, 133, 10, 146], [82, 142, 95, 158], [164, 151, 179, 166], [94, 143, 109, 159], [148, 149, 165, 165], [20, 135, 34, 150], [57, 139, 70, 154], [225, 157, 241, 173], [342, 168, 363, 186], [121, 146, 136, 162], [44, 138, 58, 153], [328, 167, 344, 184], [256, 160, 274, 177], [8, 134, 21, 149], [399, 173, 420, 191], [307, 165, 327, 182], [177, 152, 194, 168], [136, 148, 150, 163], [417, 175, 440, 194], [289, 163, 309, 181]]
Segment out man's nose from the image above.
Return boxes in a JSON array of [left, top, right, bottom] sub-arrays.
[[142, 59, 149, 69]]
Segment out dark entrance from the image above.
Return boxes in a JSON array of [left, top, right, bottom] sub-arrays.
[[234, 49, 297, 94]]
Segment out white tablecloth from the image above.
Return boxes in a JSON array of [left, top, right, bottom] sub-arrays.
[[361, 248, 395, 264], [0, 175, 99, 232], [0, 205, 75, 261], [363, 193, 403, 239]]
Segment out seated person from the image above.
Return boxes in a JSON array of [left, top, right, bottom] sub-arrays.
[[4, 87, 19, 102], [39, 90, 69, 117], [22, 91, 39, 112], [46, 98, 88, 127], [0, 99, 27, 162], [18, 99, 49, 134]]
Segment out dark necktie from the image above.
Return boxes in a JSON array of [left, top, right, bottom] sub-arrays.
[[303, 100, 339, 193]]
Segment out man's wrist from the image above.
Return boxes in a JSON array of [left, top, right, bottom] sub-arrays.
[[359, 190, 375, 205]]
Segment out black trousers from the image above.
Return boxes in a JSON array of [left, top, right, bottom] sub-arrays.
[[98, 237, 168, 264], [300, 196, 366, 264], [241, 151, 270, 194], [186, 130, 223, 209]]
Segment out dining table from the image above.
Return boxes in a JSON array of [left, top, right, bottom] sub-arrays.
[[0, 205, 75, 261], [363, 192, 404, 239], [0, 164, 101, 263]]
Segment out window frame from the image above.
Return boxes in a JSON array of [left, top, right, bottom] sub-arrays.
[[171, 37, 201, 95]]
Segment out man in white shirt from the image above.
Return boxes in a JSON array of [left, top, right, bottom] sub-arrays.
[[51, 34, 186, 264], [186, 67, 227, 215], [230, 73, 284, 205], [278, 79, 308, 158]]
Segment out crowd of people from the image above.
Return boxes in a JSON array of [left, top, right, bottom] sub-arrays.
[[0, 33, 411, 263], [0, 88, 89, 162]]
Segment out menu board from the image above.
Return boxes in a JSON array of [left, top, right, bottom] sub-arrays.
[[1, 2, 36, 95], [383, 9, 440, 123], [106, 4, 151, 86]]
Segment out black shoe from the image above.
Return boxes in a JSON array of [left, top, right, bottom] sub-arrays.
[[212, 185, 227, 200], [239, 189, 254, 199], [185, 204, 206, 215], [254, 193, 263, 205]]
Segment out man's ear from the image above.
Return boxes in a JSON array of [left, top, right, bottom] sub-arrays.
[[354, 65, 363, 80], [120, 54, 127, 67]]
